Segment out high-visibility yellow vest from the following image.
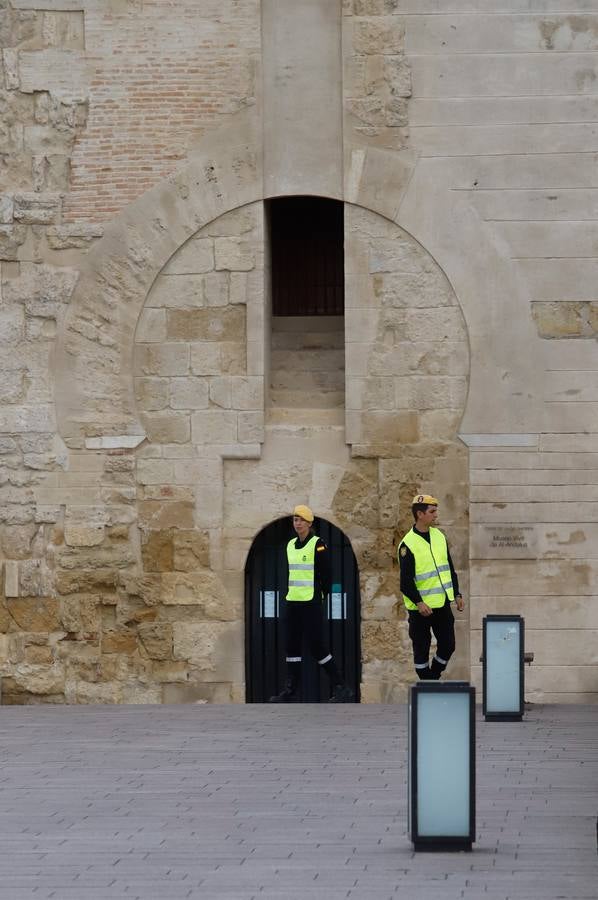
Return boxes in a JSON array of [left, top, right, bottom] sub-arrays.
[[286, 535, 319, 602], [398, 526, 455, 611]]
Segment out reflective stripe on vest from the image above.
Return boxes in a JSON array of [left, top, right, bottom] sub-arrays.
[[286, 534, 319, 602], [398, 527, 455, 611]]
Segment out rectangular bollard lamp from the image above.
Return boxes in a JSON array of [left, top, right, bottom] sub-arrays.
[[483, 615, 524, 721], [408, 681, 476, 851]]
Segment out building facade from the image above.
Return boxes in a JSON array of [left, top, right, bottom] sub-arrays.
[[0, 0, 596, 704]]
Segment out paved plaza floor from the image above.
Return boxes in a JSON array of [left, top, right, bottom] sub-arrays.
[[0, 701, 596, 900]]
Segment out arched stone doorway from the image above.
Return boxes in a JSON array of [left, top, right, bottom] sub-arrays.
[[245, 516, 361, 703]]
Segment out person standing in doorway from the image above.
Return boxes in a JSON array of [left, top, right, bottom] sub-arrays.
[[398, 493, 465, 680], [269, 504, 354, 703]]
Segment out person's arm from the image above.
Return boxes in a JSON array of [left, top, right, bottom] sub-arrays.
[[447, 546, 464, 611], [399, 543, 431, 615], [314, 539, 331, 602]]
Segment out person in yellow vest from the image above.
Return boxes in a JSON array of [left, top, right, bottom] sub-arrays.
[[269, 504, 354, 703], [398, 493, 465, 680]]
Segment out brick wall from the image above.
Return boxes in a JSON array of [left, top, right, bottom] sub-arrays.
[[63, 0, 260, 222]]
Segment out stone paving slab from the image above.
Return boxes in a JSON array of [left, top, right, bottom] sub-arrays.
[[0, 703, 596, 899]]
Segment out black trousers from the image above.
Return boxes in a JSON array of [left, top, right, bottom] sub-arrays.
[[408, 598, 456, 670], [284, 599, 330, 663]]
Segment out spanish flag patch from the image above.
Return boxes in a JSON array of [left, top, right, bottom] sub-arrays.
[[316, 544, 326, 552]]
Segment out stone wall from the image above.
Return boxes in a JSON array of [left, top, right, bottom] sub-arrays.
[[1, 0, 597, 704]]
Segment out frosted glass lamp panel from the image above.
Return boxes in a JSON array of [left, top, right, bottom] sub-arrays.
[[416, 692, 470, 836], [486, 620, 521, 714]]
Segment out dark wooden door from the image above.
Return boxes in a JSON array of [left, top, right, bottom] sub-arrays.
[[269, 196, 344, 316]]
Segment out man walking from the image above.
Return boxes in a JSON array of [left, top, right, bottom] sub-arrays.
[[398, 493, 465, 680], [269, 504, 353, 702]]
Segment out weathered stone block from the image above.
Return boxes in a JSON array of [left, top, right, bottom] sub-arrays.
[[231, 376, 263, 410], [141, 531, 174, 573], [134, 377, 169, 411], [19, 558, 53, 596], [2, 49, 20, 90], [532, 301, 585, 338], [191, 410, 237, 444], [362, 619, 403, 661], [137, 501, 195, 531], [162, 237, 214, 275], [353, 0, 400, 14], [352, 410, 419, 445], [102, 630, 137, 654], [24, 644, 54, 664], [204, 206, 259, 238], [346, 96, 385, 127], [134, 343, 190, 376], [135, 308, 167, 343], [56, 568, 119, 595], [41, 11, 85, 50], [220, 342, 247, 374], [0, 367, 26, 403], [384, 55, 411, 97], [352, 19, 404, 55], [141, 412, 190, 444], [208, 376, 232, 408], [147, 273, 229, 308], [169, 377, 209, 410], [151, 660, 189, 683], [32, 154, 70, 192], [59, 596, 101, 634], [0, 307, 24, 343], [172, 621, 242, 680], [118, 683, 161, 704], [332, 459, 379, 527], [68, 680, 123, 704], [167, 306, 245, 342], [18, 49, 89, 102], [46, 224, 104, 249], [0, 225, 27, 260], [214, 238, 255, 272], [138, 623, 173, 660], [0, 196, 14, 224], [161, 570, 233, 620], [12, 663, 65, 696], [189, 343, 223, 376], [63, 522, 105, 547], [0, 523, 36, 559], [173, 529, 210, 571], [13, 192, 61, 224], [237, 411, 264, 443], [3, 261, 79, 316], [4, 560, 19, 597], [136, 458, 174, 486], [7, 596, 60, 630]]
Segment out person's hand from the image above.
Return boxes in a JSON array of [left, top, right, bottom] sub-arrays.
[[456, 595, 465, 612], [416, 601, 432, 617]]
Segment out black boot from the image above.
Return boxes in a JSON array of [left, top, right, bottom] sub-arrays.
[[416, 665, 433, 680], [269, 661, 300, 702], [330, 683, 354, 703], [268, 679, 298, 702], [429, 656, 447, 680], [321, 657, 354, 703]]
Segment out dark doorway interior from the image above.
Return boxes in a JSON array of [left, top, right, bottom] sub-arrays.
[[268, 196, 344, 316], [245, 517, 361, 702]]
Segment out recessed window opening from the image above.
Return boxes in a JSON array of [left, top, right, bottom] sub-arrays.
[[268, 196, 344, 316]]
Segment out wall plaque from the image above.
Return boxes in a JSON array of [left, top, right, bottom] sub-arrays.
[[471, 525, 537, 560]]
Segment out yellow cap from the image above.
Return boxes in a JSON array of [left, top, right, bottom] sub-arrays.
[[412, 493, 438, 506], [293, 504, 314, 523]]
